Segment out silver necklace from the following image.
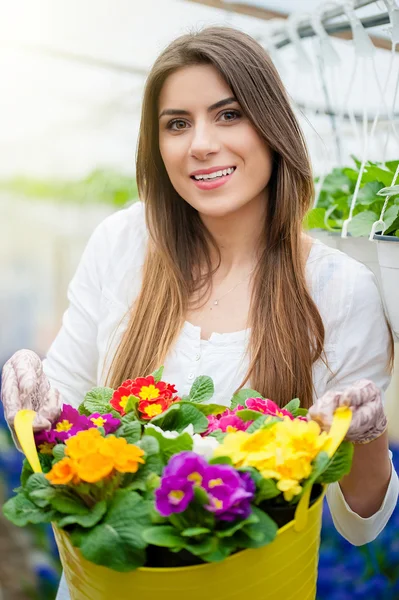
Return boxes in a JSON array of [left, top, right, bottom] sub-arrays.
[[212, 268, 255, 306]]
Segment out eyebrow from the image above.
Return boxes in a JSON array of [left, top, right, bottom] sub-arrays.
[[158, 96, 238, 119]]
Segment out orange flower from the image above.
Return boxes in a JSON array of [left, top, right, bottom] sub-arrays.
[[76, 453, 115, 483], [113, 444, 145, 473], [46, 457, 79, 485], [99, 435, 128, 458], [65, 428, 102, 460]]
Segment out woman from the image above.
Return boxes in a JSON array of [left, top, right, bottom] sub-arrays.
[[2, 26, 398, 598]]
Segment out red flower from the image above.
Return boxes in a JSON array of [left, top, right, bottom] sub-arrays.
[[110, 384, 135, 416], [111, 376, 178, 416], [138, 397, 172, 420]]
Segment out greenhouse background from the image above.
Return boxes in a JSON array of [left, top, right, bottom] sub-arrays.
[[0, 0, 399, 597]]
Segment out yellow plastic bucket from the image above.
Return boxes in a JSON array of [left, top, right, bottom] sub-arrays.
[[53, 487, 325, 600], [14, 407, 352, 600]]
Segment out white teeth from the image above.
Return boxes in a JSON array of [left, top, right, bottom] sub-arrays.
[[193, 167, 235, 181]]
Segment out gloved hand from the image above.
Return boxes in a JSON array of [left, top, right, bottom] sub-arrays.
[[1, 349, 62, 434], [308, 379, 388, 444]]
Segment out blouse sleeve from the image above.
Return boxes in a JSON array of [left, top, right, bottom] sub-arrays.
[[324, 264, 399, 545], [42, 202, 145, 409]]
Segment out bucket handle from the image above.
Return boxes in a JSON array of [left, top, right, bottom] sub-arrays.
[[294, 406, 352, 532], [14, 409, 42, 474]]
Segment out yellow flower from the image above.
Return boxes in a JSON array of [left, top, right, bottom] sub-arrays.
[[76, 453, 114, 483], [274, 418, 328, 462], [46, 457, 79, 485], [65, 428, 102, 460], [213, 428, 276, 467], [113, 445, 145, 473], [276, 479, 303, 502]]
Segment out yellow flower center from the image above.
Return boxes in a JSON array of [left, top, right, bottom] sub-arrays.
[[91, 416, 106, 427], [144, 403, 163, 417], [119, 395, 130, 410], [168, 490, 184, 505], [211, 497, 223, 510], [208, 478, 223, 488], [139, 385, 161, 401], [226, 425, 237, 433], [38, 442, 55, 455], [55, 420, 73, 432], [187, 471, 202, 486]]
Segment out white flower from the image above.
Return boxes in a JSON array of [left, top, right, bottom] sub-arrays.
[[191, 434, 220, 460], [144, 423, 219, 459]]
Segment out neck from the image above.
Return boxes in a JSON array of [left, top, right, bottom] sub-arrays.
[[200, 195, 267, 275]]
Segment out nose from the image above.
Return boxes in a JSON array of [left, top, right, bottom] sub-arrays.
[[189, 123, 220, 160]]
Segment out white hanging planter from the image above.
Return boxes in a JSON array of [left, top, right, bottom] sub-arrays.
[[374, 234, 399, 341], [309, 229, 340, 249], [337, 236, 382, 290]]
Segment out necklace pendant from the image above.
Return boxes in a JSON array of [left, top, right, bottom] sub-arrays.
[[214, 300, 219, 305]]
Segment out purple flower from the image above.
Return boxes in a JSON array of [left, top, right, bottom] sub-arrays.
[[155, 476, 195, 516], [163, 451, 208, 487], [203, 465, 255, 521], [88, 413, 121, 434]]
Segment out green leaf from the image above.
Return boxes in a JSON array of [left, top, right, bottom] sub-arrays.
[[25, 473, 55, 508], [83, 387, 114, 414], [142, 525, 184, 548], [179, 401, 226, 416], [152, 366, 164, 383], [383, 205, 399, 231], [230, 389, 262, 410], [151, 403, 208, 434], [57, 500, 107, 528], [209, 456, 232, 466], [317, 441, 354, 483], [52, 444, 66, 462], [347, 211, 378, 237], [3, 493, 54, 526], [78, 490, 152, 571], [20, 458, 33, 487], [283, 398, 300, 413], [303, 207, 327, 231], [356, 181, 382, 205], [124, 395, 140, 415], [235, 409, 264, 422], [188, 376, 214, 403], [144, 429, 193, 463], [363, 165, 394, 187], [255, 478, 281, 503], [240, 506, 278, 548], [384, 210, 399, 235], [118, 420, 142, 444], [385, 160, 399, 174], [181, 527, 211, 537], [50, 492, 91, 515]]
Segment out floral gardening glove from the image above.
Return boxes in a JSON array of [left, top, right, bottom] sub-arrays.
[[308, 379, 388, 444], [1, 349, 62, 434]]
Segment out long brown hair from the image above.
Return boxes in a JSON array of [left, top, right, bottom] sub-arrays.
[[107, 26, 325, 408]]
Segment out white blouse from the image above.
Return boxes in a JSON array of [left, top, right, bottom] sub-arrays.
[[43, 201, 398, 565]]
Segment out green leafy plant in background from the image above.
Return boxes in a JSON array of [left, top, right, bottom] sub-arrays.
[[304, 158, 399, 238], [0, 169, 138, 207]]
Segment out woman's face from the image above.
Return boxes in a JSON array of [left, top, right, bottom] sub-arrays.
[[158, 64, 273, 219]]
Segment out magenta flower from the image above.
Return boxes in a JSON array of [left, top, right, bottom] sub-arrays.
[[205, 408, 252, 436], [88, 412, 121, 434], [34, 404, 94, 447], [245, 397, 295, 420], [155, 476, 195, 516]]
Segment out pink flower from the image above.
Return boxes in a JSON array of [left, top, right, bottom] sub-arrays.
[[245, 397, 295, 420], [205, 408, 252, 435], [217, 415, 252, 433]]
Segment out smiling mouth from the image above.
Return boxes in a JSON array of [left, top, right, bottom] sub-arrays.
[[190, 167, 236, 181]]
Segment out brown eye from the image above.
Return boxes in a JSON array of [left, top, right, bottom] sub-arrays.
[[168, 119, 188, 131], [220, 110, 241, 122]]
